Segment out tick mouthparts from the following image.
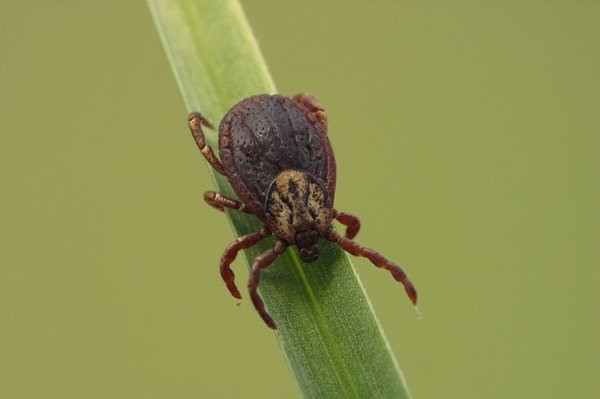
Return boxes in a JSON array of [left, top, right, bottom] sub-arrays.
[[299, 245, 320, 262]]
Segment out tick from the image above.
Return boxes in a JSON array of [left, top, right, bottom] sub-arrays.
[[188, 93, 417, 329]]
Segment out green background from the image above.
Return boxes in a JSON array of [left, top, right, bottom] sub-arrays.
[[1, 1, 598, 398]]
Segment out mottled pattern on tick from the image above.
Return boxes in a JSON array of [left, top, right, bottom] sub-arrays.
[[219, 94, 335, 220], [265, 170, 332, 242]]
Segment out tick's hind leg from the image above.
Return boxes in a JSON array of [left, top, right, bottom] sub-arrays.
[[204, 191, 252, 214], [248, 240, 287, 329], [334, 210, 361, 239], [293, 92, 327, 127], [326, 230, 417, 307], [188, 112, 226, 175], [220, 227, 271, 299]]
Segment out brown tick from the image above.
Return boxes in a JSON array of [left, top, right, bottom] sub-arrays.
[[189, 93, 417, 329]]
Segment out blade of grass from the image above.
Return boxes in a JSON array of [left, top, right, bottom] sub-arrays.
[[147, 1, 414, 397]]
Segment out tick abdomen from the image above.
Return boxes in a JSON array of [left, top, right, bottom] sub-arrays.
[[218, 94, 336, 220]]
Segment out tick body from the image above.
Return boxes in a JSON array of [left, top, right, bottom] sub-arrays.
[[189, 93, 417, 329]]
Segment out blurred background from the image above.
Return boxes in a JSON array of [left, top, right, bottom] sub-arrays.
[[1, 1, 599, 398]]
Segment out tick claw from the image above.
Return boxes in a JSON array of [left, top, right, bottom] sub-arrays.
[[266, 318, 277, 329], [414, 305, 422, 319], [274, 329, 284, 341]]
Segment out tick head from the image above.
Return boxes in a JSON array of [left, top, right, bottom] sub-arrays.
[[296, 229, 320, 262], [265, 170, 333, 252]]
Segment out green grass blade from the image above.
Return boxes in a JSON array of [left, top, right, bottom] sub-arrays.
[[147, 1, 414, 397]]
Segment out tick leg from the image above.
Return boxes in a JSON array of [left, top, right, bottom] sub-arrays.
[[204, 191, 252, 214], [293, 92, 328, 127], [248, 240, 287, 329], [334, 210, 361, 239], [326, 230, 417, 306], [188, 112, 226, 175], [220, 227, 271, 299]]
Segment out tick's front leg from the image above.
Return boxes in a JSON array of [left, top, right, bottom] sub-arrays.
[[220, 227, 271, 299], [326, 230, 417, 307], [333, 210, 361, 239], [248, 240, 287, 329]]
